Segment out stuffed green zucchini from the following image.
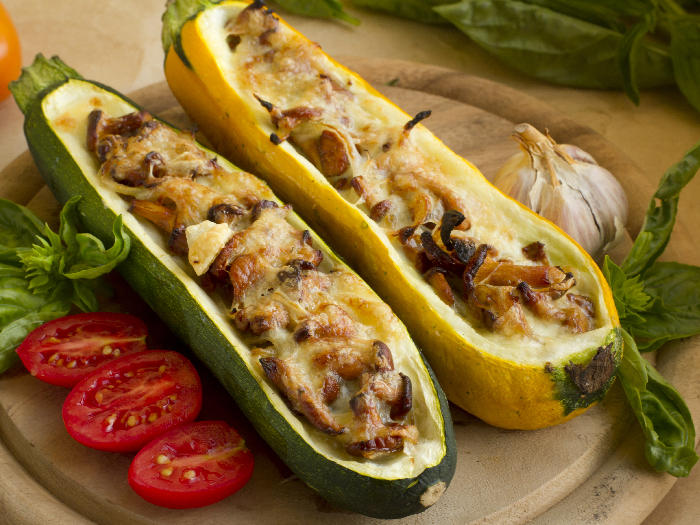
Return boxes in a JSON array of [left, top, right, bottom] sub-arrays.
[[10, 55, 455, 519], [162, 0, 622, 431]]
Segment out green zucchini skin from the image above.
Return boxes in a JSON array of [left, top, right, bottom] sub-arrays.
[[20, 76, 456, 519]]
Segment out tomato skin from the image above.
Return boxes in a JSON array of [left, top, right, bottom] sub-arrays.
[[0, 2, 21, 102], [62, 350, 202, 452], [128, 421, 254, 509], [16, 312, 148, 388]]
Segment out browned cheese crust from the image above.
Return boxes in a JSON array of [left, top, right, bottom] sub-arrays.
[[226, 2, 597, 339], [87, 108, 418, 459]]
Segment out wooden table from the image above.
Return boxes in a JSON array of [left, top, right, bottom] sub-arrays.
[[1, 1, 699, 523]]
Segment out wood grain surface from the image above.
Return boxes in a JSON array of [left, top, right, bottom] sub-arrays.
[[0, 58, 698, 525]]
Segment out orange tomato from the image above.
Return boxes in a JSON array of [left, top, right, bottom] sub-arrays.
[[0, 2, 21, 102]]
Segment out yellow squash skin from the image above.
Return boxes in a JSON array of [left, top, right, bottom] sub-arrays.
[[163, 0, 621, 430]]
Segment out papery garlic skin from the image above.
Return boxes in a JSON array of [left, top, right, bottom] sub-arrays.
[[493, 124, 628, 261]]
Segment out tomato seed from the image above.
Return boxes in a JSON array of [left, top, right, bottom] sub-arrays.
[[48, 337, 60, 343], [127, 415, 137, 427], [160, 468, 173, 477], [56, 359, 64, 366], [156, 454, 170, 464], [148, 413, 158, 423], [95, 392, 104, 404], [48, 353, 59, 363], [124, 371, 134, 378], [183, 470, 196, 480], [158, 365, 166, 374], [67, 360, 77, 369], [113, 349, 121, 357], [102, 346, 113, 355]]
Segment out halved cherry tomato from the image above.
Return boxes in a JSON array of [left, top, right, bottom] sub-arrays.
[[128, 421, 254, 509], [16, 312, 148, 387], [62, 350, 202, 452], [0, 2, 21, 102]]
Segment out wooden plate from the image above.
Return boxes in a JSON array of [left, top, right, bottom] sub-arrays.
[[0, 58, 698, 525]]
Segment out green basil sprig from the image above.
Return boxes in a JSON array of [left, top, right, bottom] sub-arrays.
[[0, 196, 130, 374], [604, 138, 700, 352], [602, 138, 700, 476]]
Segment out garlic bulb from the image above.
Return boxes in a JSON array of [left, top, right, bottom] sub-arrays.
[[493, 124, 628, 261]]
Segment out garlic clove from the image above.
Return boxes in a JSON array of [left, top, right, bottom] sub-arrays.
[[537, 182, 602, 257], [491, 153, 537, 207]]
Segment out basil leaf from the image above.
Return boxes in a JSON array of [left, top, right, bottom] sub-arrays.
[[0, 198, 46, 266], [617, 10, 658, 105], [0, 275, 71, 374], [434, 0, 675, 89], [643, 363, 699, 476], [17, 197, 131, 310], [618, 329, 699, 477], [0, 263, 25, 278], [64, 216, 130, 280], [602, 256, 651, 326], [621, 138, 700, 278], [619, 329, 648, 389], [519, 0, 632, 31], [272, 0, 360, 24], [351, 0, 452, 23], [70, 280, 100, 314], [669, 15, 700, 113], [629, 262, 700, 352], [58, 195, 81, 254]]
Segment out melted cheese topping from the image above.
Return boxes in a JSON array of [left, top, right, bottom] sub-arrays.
[[44, 80, 445, 477], [80, 105, 426, 460], [218, 3, 603, 350]]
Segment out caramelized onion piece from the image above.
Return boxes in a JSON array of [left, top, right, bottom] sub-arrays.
[[420, 231, 464, 275], [129, 199, 176, 233], [440, 209, 466, 251], [260, 357, 346, 436], [424, 268, 455, 307], [229, 253, 268, 303], [168, 225, 188, 255], [87, 109, 152, 154], [317, 129, 350, 177], [370, 199, 392, 221], [207, 202, 245, 225]]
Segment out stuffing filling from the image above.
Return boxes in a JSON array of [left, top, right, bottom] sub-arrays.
[[88, 109, 418, 459]]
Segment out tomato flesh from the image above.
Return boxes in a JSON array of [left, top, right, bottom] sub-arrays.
[[129, 421, 254, 509], [16, 312, 148, 387], [63, 350, 202, 452]]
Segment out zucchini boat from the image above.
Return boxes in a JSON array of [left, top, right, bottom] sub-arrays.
[[162, 0, 623, 430], [10, 55, 455, 519]]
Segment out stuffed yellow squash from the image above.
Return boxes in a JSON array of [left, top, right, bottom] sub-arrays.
[[162, 0, 622, 430]]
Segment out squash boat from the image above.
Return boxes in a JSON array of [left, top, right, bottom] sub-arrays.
[[10, 55, 456, 519], [162, 0, 622, 430]]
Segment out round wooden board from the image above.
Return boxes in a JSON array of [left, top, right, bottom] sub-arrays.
[[1, 58, 698, 525]]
